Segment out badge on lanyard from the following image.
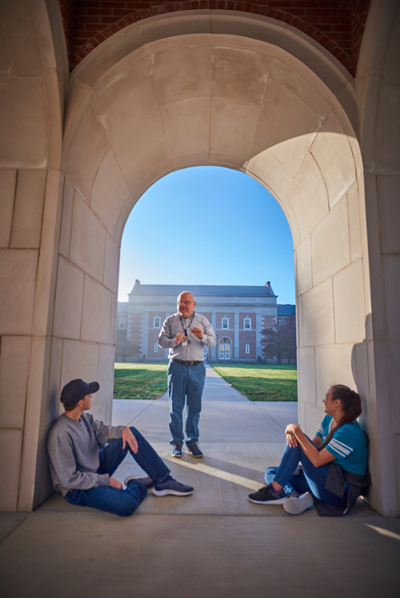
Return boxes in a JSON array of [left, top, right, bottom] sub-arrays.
[[180, 314, 194, 346]]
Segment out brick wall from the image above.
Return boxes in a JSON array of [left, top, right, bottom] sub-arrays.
[[60, 0, 370, 75]]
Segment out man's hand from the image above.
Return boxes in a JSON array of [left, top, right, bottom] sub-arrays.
[[109, 477, 123, 489], [122, 427, 139, 454], [191, 327, 203, 339], [175, 333, 186, 344]]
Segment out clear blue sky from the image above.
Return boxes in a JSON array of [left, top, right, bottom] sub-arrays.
[[119, 166, 295, 305]]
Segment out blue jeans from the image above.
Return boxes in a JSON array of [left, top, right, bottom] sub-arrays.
[[266, 438, 347, 507], [64, 427, 170, 517], [168, 360, 205, 446]]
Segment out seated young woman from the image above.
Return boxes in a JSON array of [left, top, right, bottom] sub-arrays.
[[248, 384, 368, 515]]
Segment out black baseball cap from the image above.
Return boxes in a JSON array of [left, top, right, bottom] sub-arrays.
[[60, 379, 100, 406]]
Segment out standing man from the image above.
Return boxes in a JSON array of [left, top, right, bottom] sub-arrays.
[[158, 291, 216, 458]]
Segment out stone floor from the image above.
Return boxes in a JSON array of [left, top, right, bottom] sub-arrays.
[[1, 366, 399, 598]]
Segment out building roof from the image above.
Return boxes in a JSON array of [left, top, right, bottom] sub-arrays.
[[129, 280, 277, 298], [117, 302, 128, 313], [277, 304, 296, 316]]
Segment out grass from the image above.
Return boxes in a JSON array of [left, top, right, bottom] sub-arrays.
[[114, 363, 168, 399], [211, 363, 297, 401]]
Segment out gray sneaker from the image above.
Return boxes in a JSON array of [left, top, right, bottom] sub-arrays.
[[283, 492, 314, 515], [152, 475, 194, 497]]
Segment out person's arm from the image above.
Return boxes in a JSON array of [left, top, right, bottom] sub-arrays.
[[313, 435, 322, 448], [48, 432, 109, 491], [192, 318, 216, 347], [158, 318, 179, 348], [87, 414, 125, 445], [285, 423, 336, 467]]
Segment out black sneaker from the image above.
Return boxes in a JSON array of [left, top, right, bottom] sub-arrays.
[[187, 443, 203, 458], [248, 483, 287, 505], [124, 475, 154, 490]]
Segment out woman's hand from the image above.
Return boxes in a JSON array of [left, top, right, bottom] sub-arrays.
[[285, 432, 298, 448], [285, 423, 301, 436]]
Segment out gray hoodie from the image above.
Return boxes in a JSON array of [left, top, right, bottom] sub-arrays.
[[47, 413, 125, 496]]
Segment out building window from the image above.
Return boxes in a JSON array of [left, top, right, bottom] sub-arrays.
[[244, 318, 251, 329], [245, 344, 250, 354], [154, 343, 158, 353], [222, 317, 229, 329], [154, 316, 161, 328], [119, 318, 126, 329], [219, 337, 231, 360]]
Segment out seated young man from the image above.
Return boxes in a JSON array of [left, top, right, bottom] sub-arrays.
[[47, 379, 194, 516]]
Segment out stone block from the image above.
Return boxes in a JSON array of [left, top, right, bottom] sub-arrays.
[[66, 106, 109, 202], [81, 277, 113, 344], [59, 178, 74, 259], [139, 12, 212, 44], [70, 195, 106, 283], [47, 337, 63, 425], [285, 153, 329, 243], [315, 343, 356, 400], [246, 147, 293, 201], [297, 346, 316, 406], [125, 142, 170, 206], [383, 255, 400, 342], [0, 78, 47, 168], [0, 249, 37, 335], [98, 343, 115, 408], [11, 169, 46, 248], [302, 279, 334, 347], [0, 169, 16, 247], [61, 340, 100, 390], [92, 52, 152, 117], [0, 0, 42, 77], [311, 197, 350, 286], [303, 403, 325, 439], [377, 80, 400, 173], [53, 256, 84, 339], [0, 429, 22, 511], [389, 343, 400, 435], [100, 78, 164, 175], [211, 46, 270, 106], [295, 237, 312, 296], [310, 110, 357, 209], [210, 98, 260, 162], [347, 180, 362, 262], [0, 13, 11, 76], [378, 174, 400, 254], [0, 335, 31, 428], [254, 79, 321, 174], [103, 234, 119, 293], [350, 340, 369, 425], [333, 260, 366, 344], [91, 150, 131, 237], [161, 98, 209, 160], [153, 44, 211, 105]]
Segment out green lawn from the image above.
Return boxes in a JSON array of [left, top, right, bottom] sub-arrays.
[[114, 363, 168, 399], [211, 363, 297, 401]]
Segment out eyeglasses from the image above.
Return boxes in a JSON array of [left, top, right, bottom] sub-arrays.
[[178, 301, 194, 305]]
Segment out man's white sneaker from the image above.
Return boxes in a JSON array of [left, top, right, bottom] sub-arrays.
[[283, 492, 314, 515]]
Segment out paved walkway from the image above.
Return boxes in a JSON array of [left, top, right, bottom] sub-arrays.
[[1, 366, 399, 597]]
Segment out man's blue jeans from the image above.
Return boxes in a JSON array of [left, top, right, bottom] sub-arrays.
[[64, 426, 170, 517], [168, 360, 205, 446], [266, 438, 347, 507]]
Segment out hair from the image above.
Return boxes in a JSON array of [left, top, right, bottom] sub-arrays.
[[62, 400, 79, 412], [319, 384, 362, 451]]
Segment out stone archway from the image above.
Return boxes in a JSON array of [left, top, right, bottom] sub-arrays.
[[52, 13, 369, 496]]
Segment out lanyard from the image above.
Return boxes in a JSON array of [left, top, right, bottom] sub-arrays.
[[179, 313, 195, 337]]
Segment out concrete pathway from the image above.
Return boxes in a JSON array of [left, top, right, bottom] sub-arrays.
[[1, 366, 399, 598]]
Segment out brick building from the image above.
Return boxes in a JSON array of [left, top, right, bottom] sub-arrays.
[[117, 280, 296, 363]]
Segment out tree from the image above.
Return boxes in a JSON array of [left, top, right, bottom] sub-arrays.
[[260, 318, 296, 364], [115, 329, 141, 362]]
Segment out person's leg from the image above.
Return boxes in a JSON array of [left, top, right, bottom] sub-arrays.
[[168, 361, 187, 445], [185, 362, 205, 447], [65, 484, 148, 517], [273, 441, 346, 507], [265, 466, 307, 497], [128, 427, 170, 483]]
